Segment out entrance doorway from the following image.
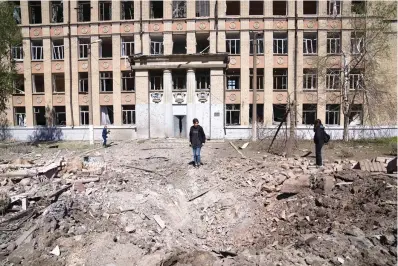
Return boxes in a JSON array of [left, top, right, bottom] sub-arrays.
[[174, 115, 186, 138]]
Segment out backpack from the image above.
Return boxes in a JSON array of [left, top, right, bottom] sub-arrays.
[[324, 131, 331, 144]]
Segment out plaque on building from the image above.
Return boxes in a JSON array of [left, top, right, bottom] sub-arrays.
[[151, 93, 163, 103], [214, 112, 220, 117]]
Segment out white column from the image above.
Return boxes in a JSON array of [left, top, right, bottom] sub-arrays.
[[163, 69, 173, 137], [186, 69, 196, 137]]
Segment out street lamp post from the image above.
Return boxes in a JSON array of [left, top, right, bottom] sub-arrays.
[[88, 39, 101, 145]]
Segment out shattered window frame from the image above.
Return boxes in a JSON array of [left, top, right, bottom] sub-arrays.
[[32, 74, 45, 93], [327, 32, 341, 54], [99, 1, 112, 21], [77, 1, 91, 22], [195, 0, 210, 17], [13, 74, 25, 94], [172, 1, 187, 18], [14, 107, 26, 127], [122, 71, 135, 91], [13, 2, 22, 24], [122, 105, 136, 125], [121, 0, 134, 20], [52, 39, 65, 60], [303, 32, 318, 54], [51, 1, 64, 23], [52, 73, 65, 93], [273, 69, 288, 90], [226, 104, 241, 126], [302, 104, 317, 125], [273, 104, 287, 124], [29, 1, 42, 24], [326, 104, 340, 125], [53, 106, 66, 126], [273, 32, 288, 54], [100, 72, 113, 92]]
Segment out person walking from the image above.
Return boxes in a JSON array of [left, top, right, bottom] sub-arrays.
[[313, 119, 325, 167], [189, 118, 206, 168], [102, 125, 110, 147]]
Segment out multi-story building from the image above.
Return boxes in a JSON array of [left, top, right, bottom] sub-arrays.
[[5, 0, 397, 140]]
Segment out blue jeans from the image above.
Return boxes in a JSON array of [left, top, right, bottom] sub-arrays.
[[103, 137, 107, 147], [192, 147, 201, 165]]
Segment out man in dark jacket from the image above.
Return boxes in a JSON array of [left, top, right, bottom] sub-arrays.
[[102, 125, 110, 147], [313, 119, 325, 167], [189, 118, 206, 168]]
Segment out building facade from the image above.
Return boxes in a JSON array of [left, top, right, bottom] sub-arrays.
[[5, 0, 397, 141]]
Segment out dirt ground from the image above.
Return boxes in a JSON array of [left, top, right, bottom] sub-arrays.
[[0, 139, 396, 266]]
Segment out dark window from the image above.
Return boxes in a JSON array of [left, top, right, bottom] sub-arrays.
[[78, 1, 91, 22], [52, 74, 65, 93], [51, 1, 63, 23], [33, 106, 46, 126], [172, 35, 187, 54], [249, 104, 264, 124], [29, 1, 42, 24], [250, 69, 264, 90], [302, 104, 317, 125], [303, 0, 317, 15], [273, 1, 287, 15], [326, 104, 340, 125], [172, 1, 186, 18], [54, 106, 66, 126], [32, 74, 44, 93], [150, 0, 163, 18], [14, 74, 25, 94], [100, 72, 113, 92], [100, 38, 113, 58], [226, 70, 240, 90], [13, 1, 22, 24], [122, 71, 135, 91], [273, 104, 287, 123], [249, 1, 263, 15], [196, 70, 210, 90], [196, 0, 209, 17], [273, 69, 288, 90], [303, 32, 317, 54], [226, 0, 240, 16], [80, 106, 89, 125], [196, 33, 210, 53], [99, 1, 112, 21], [121, 1, 134, 20], [172, 71, 186, 90], [352, 1, 366, 14], [226, 104, 240, 125], [122, 105, 136, 124]]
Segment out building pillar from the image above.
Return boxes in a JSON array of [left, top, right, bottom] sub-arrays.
[[42, 1, 50, 24], [317, 31, 327, 122], [164, 32, 173, 55], [263, 30, 273, 126], [112, 0, 121, 20], [186, 68, 196, 137], [163, 69, 173, 137], [210, 69, 224, 139], [113, 35, 122, 126], [90, 36, 101, 126], [240, 31, 250, 126], [91, 0, 99, 22], [187, 32, 196, 54], [70, 36, 80, 125], [43, 38, 53, 124], [20, 1, 29, 25], [64, 35, 72, 126], [135, 70, 149, 138], [23, 39, 33, 126]]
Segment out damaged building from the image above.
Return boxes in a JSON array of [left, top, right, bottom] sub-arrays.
[[5, 0, 397, 141]]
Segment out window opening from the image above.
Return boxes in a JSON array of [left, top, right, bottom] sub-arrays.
[[12, 45, 23, 61], [51, 1, 63, 23], [78, 1, 91, 22], [172, 1, 186, 18], [122, 105, 136, 124], [302, 104, 317, 125], [249, 104, 264, 124], [326, 104, 340, 125], [100, 72, 113, 92], [273, 104, 287, 123], [196, 70, 210, 90], [14, 74, 25, 94], [303, 32, 317, 54], [273, 69, 288, 90], [196, 0, 209, 17], [172, 34, 187, 54], [100, 38, 113, 58], [33, 106, 46, 126], [121, 0, 134, 20], [303, 69, 317, 90], [273, 32, 288, 54], [80, 106, 89, 125], [226, 70, 240, 90], [122, 71, 135, 91], [226, 33, 240, 55], [53, 106, 66, 126], [99, 1, 112, 21], [172, 70, 186, 90], [121, 37, 134, 57], [249, 1, 263, 15], [79, 72, 88, 92], [149, 71, 163, 91], [326, 69, 340, 90], [52, 39, 64, 60], [150, 0, 163, 18], [226, 0, 240, 16], [250, 69, 264, 90], [79, 38, 90, 59], [327, 32, 341, 54], [150, 35, 164, 55], [273, 1, 287, 15], [303, 0, 317, 15], [226, 104, 240, 125], [100, 106, 114, 125], [29, 1, 42, 24], [52, 74, 65, 93], [31, 40, 43, 61], [32, 74, 44, 93], [196, 33, 210, 54], [327, 0, 340, 16], [14, 107, 26, 127]]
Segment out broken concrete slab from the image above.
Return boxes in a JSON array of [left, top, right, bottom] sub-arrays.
[[279, 175, 310, 195], [153, 215, 166, 231], [239, 142, 249, 149], [50, 245, 60, 256], [354, 160, 385, 172]]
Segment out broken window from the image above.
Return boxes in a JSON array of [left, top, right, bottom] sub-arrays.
[[196, 33, 210, 54], [100, 72, 113, 92], [302, 104, 317, 125], [351, 32, 365, 54], [303, 32, 317, 54], [250, 69, 264, 90], [172, 1, 186, 18], [122, 105, 136, 124], [226, 1, 240, 16], [32, 74, 44, 93], [12, 45, 23, 61], [352, 0, 366, 14], [196, 0, 209, 17], [303, 0, 317, 15], [326, 69, 340, 90], [250, 35, 264, 55], [100, 38, 112, 58], [78, 1, 91, 22], [52, 74, 65, 93], [172, 34, 187, 54], [326, 104, 340, 125], [150, 35, 164, 55], [121, 0, 134, 20], [172, 70, 186, 90], [327, 0, 341, 16], [52, 39, 64, 60], [226, 104, 240, 125], [349, 104, 362, 125], [273, 32, 288, 54], [349, 69, 364, 90], [249, 104, 264, 124], [100, 106, 114, 125], [273, 69, 288, 90], [14, 107, 26, 127], [273, 104, 287, 123], [53, 106, 66, 126], [196, 70, 210, 90], [122, 71, 135, 91], [150, 0, 163, 19], [31, 40, 43, 61], [327, 32, 341, 54], [79, 72, 88, 93], [226, 33, 240, 55], [99, 1, 112, 21], [121, 37, 134, 57], [303, 69, 317, 90], [249, 1, 263, 15], [14, 74, 25, 94], [79, 38, 90, 59], [29, 1, 42, 24], [33, 106, 46, 126], [226, 70, 240, 90], [13, 1, 21, 24], [51, 1, 63, 23], [273, 1, 287, 15], [149, 71, 163, 91], [80, 106, 89, 125]]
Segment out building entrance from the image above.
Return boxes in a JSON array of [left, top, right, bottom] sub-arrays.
[[174, 115, 186, 138]]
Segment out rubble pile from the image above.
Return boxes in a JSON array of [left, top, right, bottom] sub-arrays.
[[0, 141, 396, 266]]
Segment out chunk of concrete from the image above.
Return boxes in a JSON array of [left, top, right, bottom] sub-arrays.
[[280, 175, 310, 194]]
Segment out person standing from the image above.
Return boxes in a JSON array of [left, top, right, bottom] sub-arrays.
[[102, 125, 110, 147], [313, 119, 325, 167], [189, 118, 206, 168]]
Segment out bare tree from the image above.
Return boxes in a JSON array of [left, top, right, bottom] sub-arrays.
[[315, 1, 397, 141]]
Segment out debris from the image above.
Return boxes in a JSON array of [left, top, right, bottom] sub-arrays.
[[239, 142, 249, 149], [50, 245, 61, 256], [279, 175, 310, 195], [0, 170, 36, 180], [229, 142, 246, 158], [15, 224, 38, 246], [280, 210, 286, 220], [123, 165, 165, 176], [212, 249, 238, 258], [387, 157, 397, 174], [21, 198, 27, 211], [188, 184, 220, 202], [336, 182, 353, 186], [125, 225, 136, 233], [153, 215, 166, 231], [337, 257, 345, 264], [0, 192, 10, 213], [301, 151, 312, 157], [354, 160, 385, 172]]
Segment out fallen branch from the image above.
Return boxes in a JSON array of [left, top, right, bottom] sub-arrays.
[[229, 142, 246, 158], [188, 184, 220, 202]]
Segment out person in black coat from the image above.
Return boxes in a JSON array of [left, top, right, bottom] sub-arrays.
[[189, 118, 206, 168], [313, 119, 325, 167]]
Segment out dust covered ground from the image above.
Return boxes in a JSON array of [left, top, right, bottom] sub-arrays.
[[0, 140, 396, 266]]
